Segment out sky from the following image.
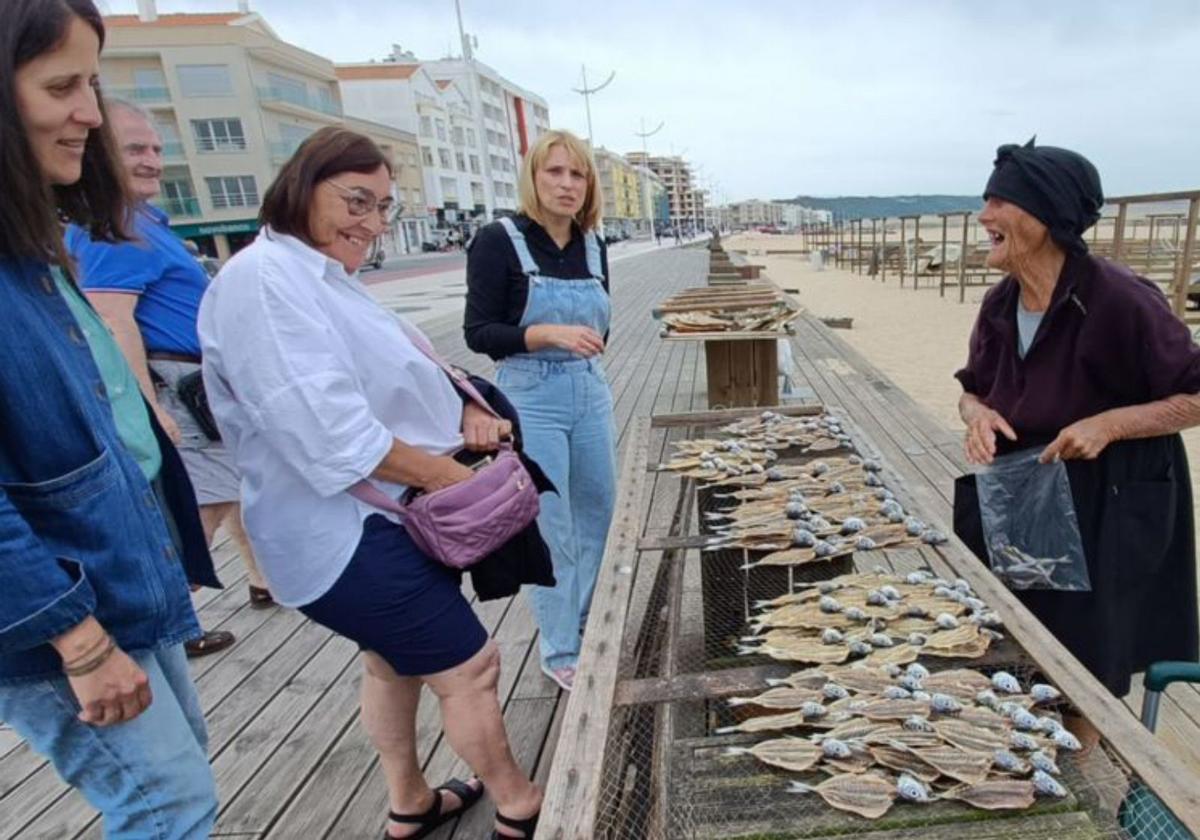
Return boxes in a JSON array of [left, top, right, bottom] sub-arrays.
[[100, 0, 1200, 203]]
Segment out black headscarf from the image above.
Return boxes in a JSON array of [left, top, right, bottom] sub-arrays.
[[983, 138, 1104, 255]]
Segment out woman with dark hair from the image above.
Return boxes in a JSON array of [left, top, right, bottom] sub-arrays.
[[954, 139, 1200, 745], [0, 0, 219, 836], [199, 126, 543, 839]]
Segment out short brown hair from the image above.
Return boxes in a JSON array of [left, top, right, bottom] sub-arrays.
[[518, 130, 603, 232], [259, 127, 392, 243]]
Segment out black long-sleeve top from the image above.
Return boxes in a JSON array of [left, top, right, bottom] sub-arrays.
[[464, 214, 609, 361]]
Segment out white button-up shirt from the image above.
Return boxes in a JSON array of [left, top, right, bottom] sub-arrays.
[[198, 229, 463, 607]]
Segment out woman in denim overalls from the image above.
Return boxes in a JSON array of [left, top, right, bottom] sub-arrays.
[[465, 131, 616, 691]]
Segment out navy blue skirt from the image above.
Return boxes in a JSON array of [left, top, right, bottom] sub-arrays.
[[300, 515, 488, 676]]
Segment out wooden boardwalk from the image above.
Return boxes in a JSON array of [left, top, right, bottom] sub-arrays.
[[4, 243, 1198, 837], [0, 246, 713, 840]]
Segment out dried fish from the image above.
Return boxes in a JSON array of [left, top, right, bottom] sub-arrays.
[[1009, 708, 1040, 731], [860, 698, 932, 721], [896, 773, 935, 803], [1029, 750, 1060, 776], [725, 737, 821, 772], [935, 613, 960, 630], [930, 693, 963, 715], [936, 719, 1008, 753], [992, 749, 1028, 774], [869, 745, 940, 783], [898, 672, 924, 692], [1030, 683, 1062, 704], [821, 737, 854, 759], [715, 705, 824, 735], [822, 682, 851, 701], [821, 627, 845, 645], [1032, 769, 1068, 798], [914, 745, 993, 784], [1051, 728, 1082, 752], [883, 686, 912, 700], [991, 671, 1022, 694], [945, 779, 1037, 811], [728, 686, 822, 709], [844, 606, 869, 622], [976, 689, 999, 710], [905, 662, 930, 681], [903, 715, 935, 733], [787, 773, 897, 819], [1035, 716, 1063, 735]]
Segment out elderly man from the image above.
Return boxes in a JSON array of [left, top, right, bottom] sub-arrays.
[[66, 100, 272, 651]]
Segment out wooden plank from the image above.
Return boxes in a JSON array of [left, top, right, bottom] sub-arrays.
[[537, 419, 652, 839], [650, 402, 823, 428], [613, 664, 793, 707], [1170, 196, 1199, 318]]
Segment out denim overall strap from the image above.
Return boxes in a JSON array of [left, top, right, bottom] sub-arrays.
[[498, 217, 540, 276], [583, 230, 604, 280]]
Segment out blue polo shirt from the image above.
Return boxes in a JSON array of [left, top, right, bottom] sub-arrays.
[[66, 204, 209, 356]]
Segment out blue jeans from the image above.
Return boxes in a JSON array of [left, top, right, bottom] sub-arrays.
[[0, 644, 217, 839], [497, 357, 617, 670]]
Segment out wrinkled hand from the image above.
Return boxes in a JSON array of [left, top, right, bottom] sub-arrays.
[[70, 646, 153, 727], [461, 403, 512, 452], [1039, 414, 1113, 463], [539, 325, 605, 357], [963, 402, 1017, 465], [154, 404, 182, 445], [420, 455, 474, 493]]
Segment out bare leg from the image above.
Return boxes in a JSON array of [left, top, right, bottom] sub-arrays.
[[199, 502, 267, 590], [424, 641, 541, 837]]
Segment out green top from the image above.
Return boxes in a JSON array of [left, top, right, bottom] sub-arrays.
[[53, 266, 162, 480]]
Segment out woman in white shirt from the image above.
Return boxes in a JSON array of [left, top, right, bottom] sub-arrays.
[[199, 128, 541, 840]]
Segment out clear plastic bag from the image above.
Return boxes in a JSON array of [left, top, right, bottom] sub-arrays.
[[975, 447, 1091, 592]]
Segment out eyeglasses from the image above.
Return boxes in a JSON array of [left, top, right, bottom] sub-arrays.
[[326, 180, 402, 224]]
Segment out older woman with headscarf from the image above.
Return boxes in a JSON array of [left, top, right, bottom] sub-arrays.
[[953, 139, 1200, 737]]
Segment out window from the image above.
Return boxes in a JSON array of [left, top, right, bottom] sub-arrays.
[[455, 152, 466, 173], [466, 128, 477, 148], [266, 72, 308, 108], [315, 86, 335, 112], [191, 118, 246, 152], [452, 126, 464, 147], [133, 68, 167, 96], [205, 175, 258, 209], [440, 176, 458, 202], [468, 154, 480, 174], [435, 119, 447, 141], [471, 182, 484, 205], [421, 146, 434, 166], [177, 64, 233, 97], [438, 148, 452, 169], [419, 116, 432, 138]]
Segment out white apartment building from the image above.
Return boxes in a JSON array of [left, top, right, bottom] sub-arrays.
[[101, 6, 428, 258], [728, 199, 786, 228], [625, 153, 704, 228]]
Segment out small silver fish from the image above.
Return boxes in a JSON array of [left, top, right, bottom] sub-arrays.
[[809, 516, 832, 531], [935, 613, 960, 630], [930, 693, 963, 714], [1032, 769, 1067, 798], [1010, 731, 1039, 751], [964, 597, 987, 612], [818, 581, 840, 594], [932, 585, 955, 599], [821, 627, 845, 645], [911, 690, 932, 702], [819, 595, 843, 613], [997, 701, 1020, 718], [874, 488, 893, 501], [904, 605, 930, 619], [991, 671, 1022, 694], [1029, 750, 1060, 775], [1035, 716, 1062, 735], [821, 738, 853, 759], [1010, 708, 1040, 731], [921, 530, 948, 545], [863, 459, 883, 472], [903, 715, 935, 733], [904, 517, 925, 537], [792, 528, 817, 548], [899, 673, 924, 692], [814, 540, 837, 557], [905, 571, 932, 585], [905, 663, 929, 680], [975, 689, 999, 710], [750, 462, 765, 474], [880, 585, 902, 601], [840, 517, 866, 534], [993, 749, 1025, 772], [1030, 683, 1062, 704], [844, 607, 869, 622], [856, 536, 878, 551], [865, 472, 883, 487], [765, 467, 784, 481], [826, 481, 846, 495], [869, 633, 895, 648], [810, 462, 830, 477], [801, 701, 828, 718], [896, 773, 934, 803], [848, 640, 873, 656], [866, 589, 888, 606], [881, 663, 904, 678], [823, 682, 850, 701], [954, 579, 973, 593], [907, 632, 927, 647], [1051, 728, 1082, 751], [785, 502, 807, 520], [883, 686, 912, 699]]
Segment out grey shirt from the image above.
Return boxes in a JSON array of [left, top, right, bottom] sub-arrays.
[[1016, 297, 1045, 359]]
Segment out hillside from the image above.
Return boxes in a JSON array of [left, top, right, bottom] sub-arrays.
[[779, 195, 982, 220]]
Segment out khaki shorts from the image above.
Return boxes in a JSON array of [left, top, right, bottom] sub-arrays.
[[150, 359, 240, 506]]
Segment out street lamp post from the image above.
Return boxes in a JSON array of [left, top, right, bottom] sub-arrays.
[[634, 117, 663, 239], [572, 65, 614, 149]]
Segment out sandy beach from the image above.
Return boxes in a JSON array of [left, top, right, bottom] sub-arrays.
[[724, 232, 1200, 540]]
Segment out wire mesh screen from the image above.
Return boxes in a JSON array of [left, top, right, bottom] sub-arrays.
[[588, 415, 1195, 840]]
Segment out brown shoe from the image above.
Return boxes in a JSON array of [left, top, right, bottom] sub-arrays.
[[248, 585, 276, 609], [184, 629, 236, 658]]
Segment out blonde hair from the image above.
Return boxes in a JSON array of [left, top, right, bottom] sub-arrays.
[[517, 130, 603, 232]]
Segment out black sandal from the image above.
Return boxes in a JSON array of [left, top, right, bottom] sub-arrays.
[[384, 778, 484, 840], [491, 810, 540, 839]]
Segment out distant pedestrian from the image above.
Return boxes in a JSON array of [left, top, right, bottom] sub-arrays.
[[673, 225, 682, 246], [654, 227, 662, 247]]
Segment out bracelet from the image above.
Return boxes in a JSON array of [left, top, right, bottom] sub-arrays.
[[59, 632, 109, 670], [63, 638, 117, 677]]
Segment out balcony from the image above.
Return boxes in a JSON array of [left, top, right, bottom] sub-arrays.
[[256, 85, 341, 118], [161, 141, 185, 162], [106, 85, 171, 105], [269, 140, 303, 163], [155, 197, 201, 219]]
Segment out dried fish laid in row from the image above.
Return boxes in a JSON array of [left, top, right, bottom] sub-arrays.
[[659, 302, 800, 335]]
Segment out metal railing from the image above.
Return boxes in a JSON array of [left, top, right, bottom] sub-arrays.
[[161, 141, 185, 160], [105, 85, 171, 104], [155, 197, 201, 218], [269, 140, 303, 162], [255, 85, 341, 117]]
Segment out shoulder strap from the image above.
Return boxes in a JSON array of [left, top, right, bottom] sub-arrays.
[[497, 217, 540, 276], [583, 230, 604, 280]]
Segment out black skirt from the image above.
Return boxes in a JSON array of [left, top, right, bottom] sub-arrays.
[[954, 434, 1199, 697]]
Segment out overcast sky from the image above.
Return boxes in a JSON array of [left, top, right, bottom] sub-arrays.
[[101, 0, 1200, 203]]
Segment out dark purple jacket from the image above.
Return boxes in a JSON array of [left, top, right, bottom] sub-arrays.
[[956, 252, 1200, 446]]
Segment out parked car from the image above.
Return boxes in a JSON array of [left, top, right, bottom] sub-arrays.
[[361, 239, 386, 271]]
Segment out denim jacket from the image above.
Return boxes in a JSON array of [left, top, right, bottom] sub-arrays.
[[0, 257, 214, 683]]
